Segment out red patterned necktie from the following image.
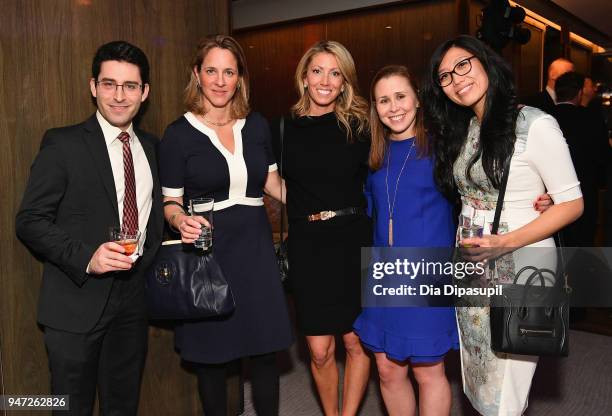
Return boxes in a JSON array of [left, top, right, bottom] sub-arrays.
[[117, 132, 139, 233]]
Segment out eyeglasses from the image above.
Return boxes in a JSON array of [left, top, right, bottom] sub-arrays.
[[437, 56, 477, 87], [96, 80, 143, 95]]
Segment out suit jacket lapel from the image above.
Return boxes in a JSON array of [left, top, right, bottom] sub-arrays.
[[83, 114, 120, 220]]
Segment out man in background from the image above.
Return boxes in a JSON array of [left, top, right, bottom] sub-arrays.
[[552, 71, 606, 246], [524, 57, 574, 114], [581, 76, 598, 108]]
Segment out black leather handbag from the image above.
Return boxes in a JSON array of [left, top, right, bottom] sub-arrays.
[[489, 157, 570, 356], [490, 264, 570, 356], [275, 116, 289, 283], [145, 241, 235, 320]]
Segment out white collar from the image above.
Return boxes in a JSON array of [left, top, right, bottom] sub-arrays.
[[96, 111, 136, 146]]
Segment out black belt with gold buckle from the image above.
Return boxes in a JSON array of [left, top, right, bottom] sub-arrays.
[[307, 207, 364, 222]]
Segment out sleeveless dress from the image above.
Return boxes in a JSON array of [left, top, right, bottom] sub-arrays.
[[453, 107, 582, 415], [158, 111, 293, 364], [353, 137, 459, 362]]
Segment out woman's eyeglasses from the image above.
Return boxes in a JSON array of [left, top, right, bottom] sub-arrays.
[[437, 56, 476, 87]]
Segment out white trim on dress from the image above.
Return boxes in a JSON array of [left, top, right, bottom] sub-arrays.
[[179, 113, 260, 211]]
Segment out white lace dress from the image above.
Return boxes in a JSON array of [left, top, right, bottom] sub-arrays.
[[453, 106, 582, 415]]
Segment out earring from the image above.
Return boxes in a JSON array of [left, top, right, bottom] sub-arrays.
[[304, 83, 308, 89], [237, 82, 241, 90]]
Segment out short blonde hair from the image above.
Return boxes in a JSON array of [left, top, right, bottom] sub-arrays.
[[184, 35, 250, 119], [292, 40, 368, 142]]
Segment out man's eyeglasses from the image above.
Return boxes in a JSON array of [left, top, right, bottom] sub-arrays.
[[96, 80, 143, 95], [437, 56, 477, 87]]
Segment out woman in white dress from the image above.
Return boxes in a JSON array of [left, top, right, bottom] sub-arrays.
[[422, 35, 583, 415]]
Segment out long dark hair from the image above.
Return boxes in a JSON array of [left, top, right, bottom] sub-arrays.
[[422, 35, 519, 199]]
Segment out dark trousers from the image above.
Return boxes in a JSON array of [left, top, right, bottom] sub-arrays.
[[44, 276, 148, 416], [196, 353, 280, 416]]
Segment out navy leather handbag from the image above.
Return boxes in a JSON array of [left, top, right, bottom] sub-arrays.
[[145, 241, 235, 320]]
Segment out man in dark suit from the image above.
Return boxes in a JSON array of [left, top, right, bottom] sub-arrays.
[[523, 58, 574, 114], [16, 41, 163, 415], [551, 71, 607, 246]]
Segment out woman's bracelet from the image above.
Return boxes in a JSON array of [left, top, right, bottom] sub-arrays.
[[163, 200, 185, 210], [164, 201, 187, 233], [168, 211, 186, 233]]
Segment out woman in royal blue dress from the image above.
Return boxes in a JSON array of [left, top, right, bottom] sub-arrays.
[[353, 65, 459, 415]]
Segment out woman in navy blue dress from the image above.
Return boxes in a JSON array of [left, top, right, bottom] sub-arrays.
[[353, 66, 459, 415], [159, 35, 292, 416]]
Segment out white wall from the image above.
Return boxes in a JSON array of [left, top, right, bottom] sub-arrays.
[[232, 0, 399, 29]]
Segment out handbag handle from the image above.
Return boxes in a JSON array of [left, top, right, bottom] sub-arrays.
[[279, 117, 287, 253], [514, 265, 549, 286], [491, 156, 512, 235], [488, 156, 512, 278]]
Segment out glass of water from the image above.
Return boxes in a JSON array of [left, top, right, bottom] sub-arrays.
[[459, 224, 484, 247], [459, 214, 485, 247], [189, 197, 214, 250]]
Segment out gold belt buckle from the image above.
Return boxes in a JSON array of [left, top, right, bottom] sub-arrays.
[[319, 210, 336, 221]]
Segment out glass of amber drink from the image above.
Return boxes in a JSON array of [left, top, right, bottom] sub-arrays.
[[109, 227, 141, 256]]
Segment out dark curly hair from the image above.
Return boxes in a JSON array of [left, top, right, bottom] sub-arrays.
[[422, 35, 519, 200]]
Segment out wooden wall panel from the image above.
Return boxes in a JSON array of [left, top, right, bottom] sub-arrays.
[[469, 0, 482, 35], [569, 43, 591, 75], [517, 25, 545, 98], [0, 1, 228, 415], [237, 23, 326, 119], [325, 0, 457, 95]]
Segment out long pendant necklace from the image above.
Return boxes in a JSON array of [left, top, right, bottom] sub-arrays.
[[385, 139, 415, 246]]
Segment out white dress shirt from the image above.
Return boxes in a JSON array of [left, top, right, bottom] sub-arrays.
[[96, 111, 153, 256]]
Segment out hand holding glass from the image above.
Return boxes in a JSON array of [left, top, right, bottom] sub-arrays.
[[109, 227, 141, 257], [189, 197, 214, 250], [459, 225, 484, 247], [459, 215, 484, 248]]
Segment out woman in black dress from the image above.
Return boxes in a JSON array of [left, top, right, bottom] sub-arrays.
[[159, 35, 292, 416], [271, 40, 372, 416]]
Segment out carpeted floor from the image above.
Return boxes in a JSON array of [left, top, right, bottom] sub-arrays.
[[241, 329, 612, 415]]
